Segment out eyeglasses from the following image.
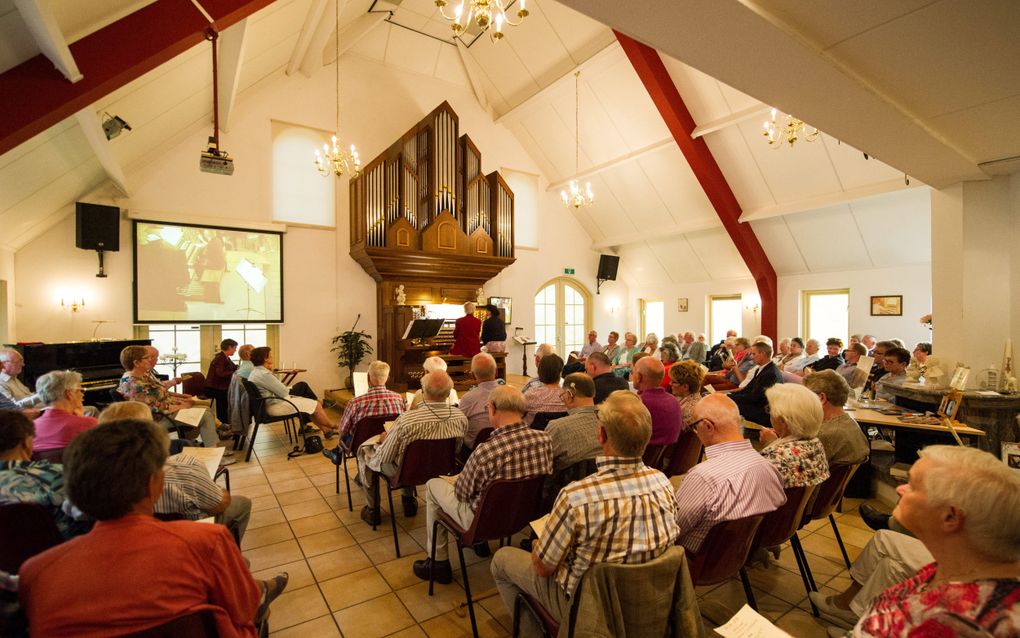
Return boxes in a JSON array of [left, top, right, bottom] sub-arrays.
[[686, 417, 712, 432]]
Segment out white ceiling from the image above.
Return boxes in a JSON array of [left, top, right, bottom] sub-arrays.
[[0, 0, 951, 288]]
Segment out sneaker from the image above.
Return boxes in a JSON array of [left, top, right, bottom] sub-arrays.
[[401, 496, 418, 517], [858, 504, 891, 531], [412, 558, 452, 584], [809, 592, 859, 626], [255, 572, 289, 625], [472, 541, 491, 558], [322, 448, 341, 464], [360, 506, 381, 526]]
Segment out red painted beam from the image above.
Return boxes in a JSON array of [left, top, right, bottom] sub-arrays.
[[0, 0, 276, 156], [614, 31, 778, 340]]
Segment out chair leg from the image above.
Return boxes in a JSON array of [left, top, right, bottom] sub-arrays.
[[457, 539, 479, 638], [387, 485, 400, 558], [343, 454, 354, 510], [428, 520, 441, 596], [512, 593, 523, 638], [790, 534, 818, 614], [244, 422, 261, 462], [739, 568, 757, 611], [829, 514, 852, 569]]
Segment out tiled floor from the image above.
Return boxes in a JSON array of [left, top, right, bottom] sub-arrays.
[[232, 392, 887, 637]]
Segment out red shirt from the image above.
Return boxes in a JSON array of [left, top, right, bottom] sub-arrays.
[[20, 513, 260, 637], [206, 351, 239, 391], [449, 313, 482, 357]]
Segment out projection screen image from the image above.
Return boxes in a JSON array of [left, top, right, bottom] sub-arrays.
[[134, 221, 283, 323]]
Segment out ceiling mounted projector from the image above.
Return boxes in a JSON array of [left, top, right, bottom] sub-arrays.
[[200, 137, 234, 175], [101, 113, 131, 140]]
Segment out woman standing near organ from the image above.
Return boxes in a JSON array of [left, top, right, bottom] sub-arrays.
[[480, 305, 507, 353]]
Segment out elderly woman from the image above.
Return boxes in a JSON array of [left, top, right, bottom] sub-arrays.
[[658, 342, 681, 389], [601, 331, 621, 362], [805, 337, 845, 373], [236, 344, 256, 379], [640, 333, 659, 356], [668, 360, 706, 427], [777, 337, 805, 371], [803, 370, 869, 465], [30, 370, 98, 452], [410, 355, 450, 409], [480, 305, 507, 353], [772, 338, 791, 365], [905, 341, 931, 382], [611, 332, 641, 378], [248, 347, 338, 438], [524, 353, 567, 425], [759, 383, 830, 487], [811, 446, 1020, 636], [117, 345, 225, 452]]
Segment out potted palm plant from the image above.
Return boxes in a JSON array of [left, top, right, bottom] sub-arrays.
[[331, 314, 374, 390]]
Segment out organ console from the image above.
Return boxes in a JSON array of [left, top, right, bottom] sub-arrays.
[[349, 102, 515, 391]]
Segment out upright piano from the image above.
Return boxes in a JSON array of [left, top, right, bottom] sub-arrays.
[[10, 339, 151, 406]]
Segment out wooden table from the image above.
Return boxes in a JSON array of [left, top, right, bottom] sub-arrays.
[[849, 407, 985, 438], [274, 368, 306, 386], [848, 403, 984, 464]]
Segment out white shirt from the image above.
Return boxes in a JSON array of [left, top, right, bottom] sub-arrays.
[[0, 371, 42, 408]]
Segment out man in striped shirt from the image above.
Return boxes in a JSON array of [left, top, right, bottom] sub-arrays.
[[674, 393, 786, 552], [414, 385, 553, 584], [158, 452, 252, 544], [490, 390, 679, 632], [357, 370, 466, 525], [334, 360, 405, 446]]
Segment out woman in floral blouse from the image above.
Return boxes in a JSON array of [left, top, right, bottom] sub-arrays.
[[758, 383, 829, 488]]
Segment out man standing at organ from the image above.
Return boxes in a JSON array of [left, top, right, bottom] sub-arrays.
[[449, 302, 482, 358]]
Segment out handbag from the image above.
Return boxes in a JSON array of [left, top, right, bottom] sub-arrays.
[[288, 433, 324, 458]]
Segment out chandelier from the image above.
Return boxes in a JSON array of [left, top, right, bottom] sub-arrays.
[[762, 108, 819, 148], [314, 0, 360, 178], [561, 71, 594, 209], [434, 0, 528, 41]]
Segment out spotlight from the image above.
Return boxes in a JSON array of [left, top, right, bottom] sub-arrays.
[[101, 113, 132, 140]]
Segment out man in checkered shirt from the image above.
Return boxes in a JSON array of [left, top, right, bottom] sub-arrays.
[[413, 385, 553, 584], [329, 360, 405, 450], [490, 390, 679, 634]]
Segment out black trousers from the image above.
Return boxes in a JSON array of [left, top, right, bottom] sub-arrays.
[[206, 387, 229, 422]]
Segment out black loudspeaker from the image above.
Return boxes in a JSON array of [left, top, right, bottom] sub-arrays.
[[75, 202, 120, 251], [597, 254, 619, 281]]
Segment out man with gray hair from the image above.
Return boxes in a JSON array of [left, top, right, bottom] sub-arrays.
[[409, 356, 448, 410], [332, 359, 405, 450], [545, 373, 600, 471], [457, 352, 503, 449], [449, 301, 482, 358], [522, 343, 555, 394], [357, 370, 467, 525], [0, 348, 43, 408]]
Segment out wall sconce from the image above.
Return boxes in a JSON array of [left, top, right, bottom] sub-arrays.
[[606, 297, 620, 315], [62, 297, 85, 313], [744, 293, 761, 315]]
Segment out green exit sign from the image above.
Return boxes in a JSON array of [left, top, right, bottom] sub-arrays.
[[564, 268, 575, 274]]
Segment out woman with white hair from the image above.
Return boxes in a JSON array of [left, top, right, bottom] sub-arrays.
[[759, 383, 830, 487], [611, 332, 641, 378], [640, 333, 659, 356], [30, 370, 98, 452], [409, 356, 449, 410]]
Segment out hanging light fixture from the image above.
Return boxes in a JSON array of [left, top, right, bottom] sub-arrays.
[[762, 108, 820, 148], [561, 71, 594, 209], [434, 0, 528, 42], [314, 0, 360, 178]]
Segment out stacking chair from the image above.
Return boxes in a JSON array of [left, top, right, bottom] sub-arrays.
[[429, 476, 546, 638], [181, 372, 208, 398], [750, 485, 817, 604], [330, 414, 396, 510], [0, 503, 63, 575], [472, 427, 494, 448], [530, 411, 568, 431], [684, 514, 764, 610], [31, 447, 65, 463], [378, 437, 459, 557], [239, 380, 308, 462], [662, 429, 703, 477], [641, 443, 668, 469], [124, 611, 218, 637]]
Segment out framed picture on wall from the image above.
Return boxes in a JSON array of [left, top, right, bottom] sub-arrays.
[[677, 298, 688, 312], [1002, 442, 1020, 470], [870, 295, 903, 316], [488, 296, 512, 324]]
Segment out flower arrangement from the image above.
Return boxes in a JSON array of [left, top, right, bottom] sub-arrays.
[[919, 314, 932, 331]]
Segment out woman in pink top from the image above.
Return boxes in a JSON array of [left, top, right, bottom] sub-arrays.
[[31, 370, 97, 451]]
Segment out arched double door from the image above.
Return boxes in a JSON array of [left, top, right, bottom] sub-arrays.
[[534, 278, 591, 357]]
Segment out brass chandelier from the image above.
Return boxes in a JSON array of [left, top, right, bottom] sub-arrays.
[[434, 0, 529, 41], [561, 71, 594, 209], [762, 108, 819, 148], [314, 0, 361, 178]]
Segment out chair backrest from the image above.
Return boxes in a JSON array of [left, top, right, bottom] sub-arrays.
[[241, 379, 266, 420], [392, 438, 458, 488], [182, 371, 206, 397], [349, 414, 397, 454], [0, 503, 63, 574], [124, 611, 218, 637], [531, 411, 569, 431], [754, 485, 816, 550], [109, 387, 126, 403], [465, 476, 546, 544], [685, 514, 764, 586], [541, 458, 598, 514], [663, 429, 703, 477], [473, 427, 494, 448], [641, 443, 667, 469], [31, 447, 65, 464], [803, 462, 860, 525]]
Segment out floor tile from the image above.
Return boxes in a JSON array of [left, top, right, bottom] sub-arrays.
[[333, 593, 417, 638], [249, 507, 287, 530], [375, 552, 429, 591], [320, 566, 393, 611], [289, 511, 343, 537], [361, 533, 425, 565], [269, 614, 341, 637], [253, 558, 316, 591], [271, 476, 315, 494], [281, 498, 332, 521], [385, 627, 428, 638], [297, 526, 358, 557], [242, 522, 295, 551], [252, 494, 281, 512], [419, 607, 507, 638], [307, 545, 375, 582], [774, 608, 832, 637], [244, 539, 304, 572], [268, 585, 331, 631], [276, 487, 327, 507]]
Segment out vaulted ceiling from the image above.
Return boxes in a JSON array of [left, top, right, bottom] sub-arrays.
[[2, 0, 1013, 287]]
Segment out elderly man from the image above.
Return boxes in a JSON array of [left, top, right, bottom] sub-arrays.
[[457, 353, 502, 449], [787, 339, 822, 374], [632, 357, 681, 446], [563, 330, 601, 376], [875, 347, 910, 401], [730, 342, 784, 427], [330, 360, 405, 452], [18, 418, 287, 636], [681, 331, 707, 365], [414, 385, 552, 584], [449, 302, 482, 357], [0, 348, 43, 408], [674, 394, 786, 551], [545, 373, 600, 471], [707, 329, 739, 366], [837, 343, 870, 389], [357, 370, 466, 525], [585, 352, 629, 404], [861, 334, 877, 353], [867, 340, 894, 389], [491, 391, 679, 635], [522, 343, 555, 394]]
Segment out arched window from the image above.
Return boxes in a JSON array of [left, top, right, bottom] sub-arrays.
[[534, 278, 592, 357]]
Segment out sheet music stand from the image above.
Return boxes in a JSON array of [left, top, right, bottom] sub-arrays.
[[404, 319, 445, 345], [512, 335, 537, 376]]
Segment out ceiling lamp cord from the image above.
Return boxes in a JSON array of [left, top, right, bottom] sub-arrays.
[[561, 71, 594, 209]]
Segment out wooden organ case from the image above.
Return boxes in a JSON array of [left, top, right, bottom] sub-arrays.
[[349, 102, 515, 391]]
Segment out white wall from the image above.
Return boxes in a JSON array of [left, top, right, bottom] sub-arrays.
[[0, 246, 14, 343]]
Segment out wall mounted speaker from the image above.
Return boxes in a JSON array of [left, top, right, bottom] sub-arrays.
[[75, 202, 120, 252], [597, 254, 619, 281]]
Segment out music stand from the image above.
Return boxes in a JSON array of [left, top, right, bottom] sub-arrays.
[[404, 319, 444, 345]]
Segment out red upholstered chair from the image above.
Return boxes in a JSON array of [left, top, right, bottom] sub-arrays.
[[429, 476, 547, 638], [0, 503, 63, 575], [662, 429, 703, 477], [123, 611, 218, 637], [182, 372, 208, 398], [685, 515, 764, 610], [329, 414, 396, 510]]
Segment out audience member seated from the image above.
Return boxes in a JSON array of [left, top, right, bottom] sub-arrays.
[[449, 302, 482, 358], [30, 371, 98, 452], [777, 337, 805, 371], [409, 356, 449, 409], [545, 373, 600, 472], [414, 386, 552, 584], [0, 410, 88, 539], [633, 357, 681, 446], [248, 346, 339, 438], [236, 344, 256, 379], [772, 338, 791, 365], [759, 384, 830, 488], [522, 344, 555, 394], [728, 342, 783, 427], [875, 347, 910, 401], [491, 391, 679, 634], [673, 394, 786, 551], [585, 352, 629, 404], [810, 446, 1020, 636], [332, 360, 404, 452], [0, 348, 44, 409], [737, 335, 773, 389], [356, 371, 466, 525], [788, 338, 822, 375], [658, 342, 681, 390], [862, 334, 877, 353], [669, 360, 707, 426], [803, 370, 870, 465], [706, 329, 738, 369], [523, 354, 567, 426], [563, 330, 601, 376], [610, 332, 641, 378], [867, 340, 895, 389], [205, 339, 238, 423], [0, 393, 20, 412], [480, 304, 507, 353], [905, 341, 931, 382], [704, 337, 754, 390], [601, 331, 621, 363], [640, 333, 659, 356], [18, 419, 287, 636], [456, 353, 502, 450], [837, 343, 870, 389], [680, 331, 707, 364], [805, 337, 844, 373], [117, 345, 227, 453]]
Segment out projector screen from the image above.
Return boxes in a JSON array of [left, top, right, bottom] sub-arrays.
[[133, 220, 284, 323]]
